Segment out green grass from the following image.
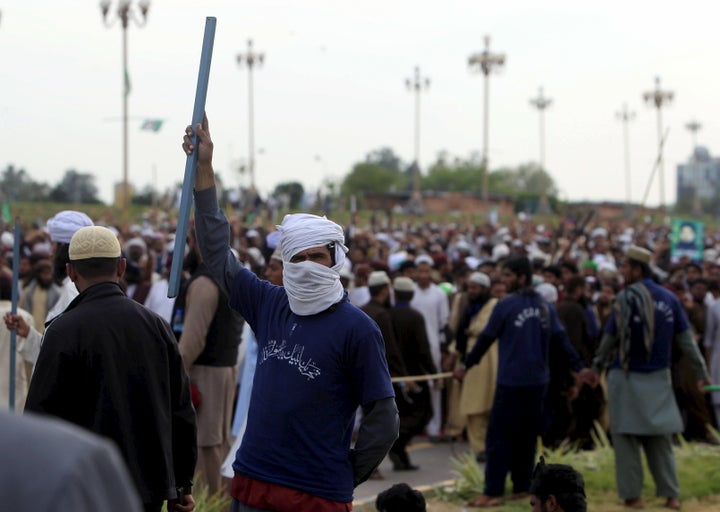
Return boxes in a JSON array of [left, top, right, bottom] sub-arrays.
[[427, 425, 720, 511]]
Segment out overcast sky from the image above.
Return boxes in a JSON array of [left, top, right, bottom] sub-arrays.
[[1, 0, 718, 207]]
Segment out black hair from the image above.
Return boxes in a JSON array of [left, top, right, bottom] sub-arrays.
[[69, 257, 121, 279], [376, 483, 426, 512], [560, 260, 579, 276], [502, 254, 533, 289], [628, 258, 652, 279], [543, 264, 562, 280], [529, 457, 587, 512], [394, 290, 414, 303], [368, 283, 389, 298]]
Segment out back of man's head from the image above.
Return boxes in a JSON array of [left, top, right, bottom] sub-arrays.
[[375, 483, 426, 512], [529, 457, 587, 512]]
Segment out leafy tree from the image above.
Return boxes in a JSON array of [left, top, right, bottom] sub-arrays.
[[341, 147, 408, 198], [365, 147, 404, 172], [491, 162, 558, 197], [49, 169, 101, 204], [422, 151, 484, 193], [132, 184, 160, 206], [273, 181, 305, 210], [0, 164, 50, 201], [341, 162, 409, 197]]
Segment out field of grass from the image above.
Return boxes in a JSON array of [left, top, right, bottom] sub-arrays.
[[354, 431, 720, 512]]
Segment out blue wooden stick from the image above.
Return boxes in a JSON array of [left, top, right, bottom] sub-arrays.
[[168, 16, 217, 298], [9, 218, 20, 411]]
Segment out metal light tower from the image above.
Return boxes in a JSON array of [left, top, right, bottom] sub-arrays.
[[529, 87, 553, 213], [405, 66, 430, 210], [643, 76, 673, 210], [237, 39, 264, 192], [685, 120, 703, 215], [469, 35, 505, 208], [616, 103, 636, 211], [99, 0, 150, 219]]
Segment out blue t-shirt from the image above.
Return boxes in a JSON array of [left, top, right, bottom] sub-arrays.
[[605, 278, 689, 372], [481, 293, 567, 387], [229, 269, 394, 503]]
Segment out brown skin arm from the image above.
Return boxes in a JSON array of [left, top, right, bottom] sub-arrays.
[[182, 113, 215, 192]]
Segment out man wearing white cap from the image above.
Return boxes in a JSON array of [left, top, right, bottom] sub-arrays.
[[25, 226, 197, 512], [410, 254, 449, 442], [4, 210, 93, 377], [183, 117, 398, 512], [448, 271, 498, 462]]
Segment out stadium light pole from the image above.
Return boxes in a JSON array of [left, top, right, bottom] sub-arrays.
[[468, 35, 505, 209], [405, 66, 430, 213], [616, 103, 636, 212], [99, 0, 150, 219], [642, 76, 673, 210], [237, 39, 264, 192], [529, 87, 553, 213]]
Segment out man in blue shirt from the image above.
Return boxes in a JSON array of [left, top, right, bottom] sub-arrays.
[[183, 117, 399, 512], [592, 246, 710, 510], [455, 254, 596, 507]]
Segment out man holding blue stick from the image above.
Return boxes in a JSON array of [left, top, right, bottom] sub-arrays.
[[182, 116, 398, 512]]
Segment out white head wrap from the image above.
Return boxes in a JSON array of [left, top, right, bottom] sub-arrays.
[[46, 210, 94, 243], [278, 213, 348, 316]]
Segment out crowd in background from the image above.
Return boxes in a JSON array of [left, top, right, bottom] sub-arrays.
[[2, 205, 720, 486]]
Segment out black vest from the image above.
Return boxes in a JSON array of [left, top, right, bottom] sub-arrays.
[[172, 265, 244, 367]]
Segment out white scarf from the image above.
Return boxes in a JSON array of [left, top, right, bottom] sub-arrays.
[[278, 213, 348, 316], [283, 261, 345, 315]]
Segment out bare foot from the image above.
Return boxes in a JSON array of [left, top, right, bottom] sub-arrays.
[[466, 494, 503, 507]]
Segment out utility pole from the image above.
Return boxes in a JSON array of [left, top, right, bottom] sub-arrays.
[[237, 39, 264, 192], [642, 76, 673, 210], [616, 103, 636, 213], [405, 66, 430, 214], [685, 120, 703, 215], [468, 35, 505, 210], [99, 0, 151, 221], [529, 87, 553, 213]]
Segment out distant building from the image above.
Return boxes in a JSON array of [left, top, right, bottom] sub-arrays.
[[676, 146, 720, 204]]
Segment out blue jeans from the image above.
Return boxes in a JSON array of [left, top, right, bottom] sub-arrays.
[[484, 384, 546, 496]]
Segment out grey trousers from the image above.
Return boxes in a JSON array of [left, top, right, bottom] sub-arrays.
[[612, 433, 679, 499]]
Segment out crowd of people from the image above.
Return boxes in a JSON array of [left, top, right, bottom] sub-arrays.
[[0, 118, 718, 510]]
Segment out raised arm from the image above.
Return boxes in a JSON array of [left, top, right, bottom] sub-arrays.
[[182, 115, 242, 296]]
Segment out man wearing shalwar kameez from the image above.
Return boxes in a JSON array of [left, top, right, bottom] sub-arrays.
[[592, 246, 710, 510]]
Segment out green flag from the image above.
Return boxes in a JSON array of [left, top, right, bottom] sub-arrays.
[[140, 119, 164, 132], [1, 202, 10, 224], [124, 70, 131, 97]]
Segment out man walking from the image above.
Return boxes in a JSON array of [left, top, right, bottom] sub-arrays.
[[592, 246, 710, 510]]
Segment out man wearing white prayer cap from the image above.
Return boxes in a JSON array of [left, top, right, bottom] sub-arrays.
[[4, 210, 94, 378], [183, 116, 398, 511]]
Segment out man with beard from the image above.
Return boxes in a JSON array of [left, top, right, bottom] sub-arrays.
[[410, 255, 450, 442], [19, 259, 58, 335], [592, 246, 710, 510], [555, 275, 604, 449], [388, 276, 437, 471], [4, 211, 93, 374], [450, 272, 498, 462], [183, 117, 398, 512], [455, 255, 596, 507]]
